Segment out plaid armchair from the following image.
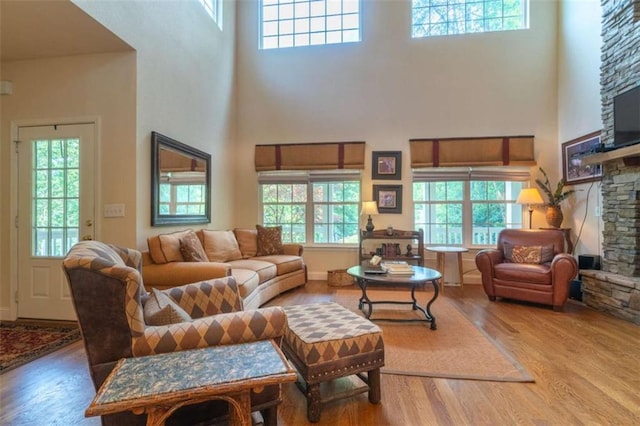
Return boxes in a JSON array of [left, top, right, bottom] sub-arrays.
[[62, 240, 287, 426]]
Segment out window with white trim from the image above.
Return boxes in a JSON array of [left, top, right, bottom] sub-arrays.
[[259, 171, 361, 244], [413, 168, 528, 247], [411, 0, 529, 38], [260, 0, 361, 50]]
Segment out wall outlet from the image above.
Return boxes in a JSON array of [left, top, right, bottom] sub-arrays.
[[595, 206, 601, 217], [104, 203, 125, 218]]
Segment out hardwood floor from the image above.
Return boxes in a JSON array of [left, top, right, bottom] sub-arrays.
[[1, 281, 638, 425]]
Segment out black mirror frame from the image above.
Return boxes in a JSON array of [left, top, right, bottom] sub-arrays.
[[151, 131, 211, 226]]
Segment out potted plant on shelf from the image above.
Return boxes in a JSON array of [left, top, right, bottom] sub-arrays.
[[535, 167, 575, 228]]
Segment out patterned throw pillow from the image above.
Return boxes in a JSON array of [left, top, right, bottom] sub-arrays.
[[179, 231, 208, 262], [511, 245, 543, 264], [256, 225, 284, 256], [504, 242, 554, 264], [143, 288, 192, 326]]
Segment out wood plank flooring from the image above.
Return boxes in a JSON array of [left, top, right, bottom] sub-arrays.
[[1, 281, 638, 425]]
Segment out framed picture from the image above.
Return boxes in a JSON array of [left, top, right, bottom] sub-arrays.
[[372, 151, 402, 180], [373, 184, 403, 214], [561, 131, 603, 185]]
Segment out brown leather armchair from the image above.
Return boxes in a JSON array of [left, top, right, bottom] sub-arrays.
[[62, 240, 287, 426], [475, 229, 578, 311]]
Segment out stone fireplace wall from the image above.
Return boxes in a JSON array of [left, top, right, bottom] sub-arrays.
[[581, 0, 640, 325]]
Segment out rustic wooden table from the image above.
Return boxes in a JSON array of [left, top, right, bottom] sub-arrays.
[[85, 340, 296, 426]]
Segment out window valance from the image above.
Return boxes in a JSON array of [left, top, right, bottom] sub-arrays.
[[255, 141, 365, 171], [409, 136, 536, 168]]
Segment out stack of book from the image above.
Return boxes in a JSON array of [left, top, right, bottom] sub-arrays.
[[382, 262, 414, 275]]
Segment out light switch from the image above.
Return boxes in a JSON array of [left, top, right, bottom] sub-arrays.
[[104, 203, 125, 218]]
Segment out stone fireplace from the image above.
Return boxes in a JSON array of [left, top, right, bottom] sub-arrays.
[[580, 0, 640, 325]]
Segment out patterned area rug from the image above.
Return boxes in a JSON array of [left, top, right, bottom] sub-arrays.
[[0, 321, 81, 374], [335, 288, 534, 382]]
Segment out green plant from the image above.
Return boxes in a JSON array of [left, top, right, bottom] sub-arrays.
[[535, 167, 575, 207]]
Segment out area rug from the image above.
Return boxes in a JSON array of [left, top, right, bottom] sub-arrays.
[[334, 289, 534, 382], [0, 321, 81, 374]]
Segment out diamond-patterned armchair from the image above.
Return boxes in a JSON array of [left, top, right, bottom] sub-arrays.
[[62, 240, 288, 426]]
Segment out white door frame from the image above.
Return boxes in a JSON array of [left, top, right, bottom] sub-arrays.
[[7, 116, 101, 321]]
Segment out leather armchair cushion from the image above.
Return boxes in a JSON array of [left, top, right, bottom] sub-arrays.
[[494, 263, 551, 284]]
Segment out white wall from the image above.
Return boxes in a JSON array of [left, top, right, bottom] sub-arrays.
[[0, 0, 237, 317], [235, 0, 560, 276], [557, 0, 603, 257], [75, 0, 237, 248], [0, 52, 136, 314]]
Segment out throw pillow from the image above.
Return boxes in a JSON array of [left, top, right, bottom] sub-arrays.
[[179, 231, 208, 262], [511, 245, 543, 264], [256, 225, 283, 256], [199, 229, 243, 262], [540, 244, 555, 263], [143, 288, 192, 326], [234, 228, 258, 258], [147, 229, 192, 264]]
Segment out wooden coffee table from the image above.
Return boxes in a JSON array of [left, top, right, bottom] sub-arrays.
[[85, 340, 296, 426], [347, 265, 441, 330]]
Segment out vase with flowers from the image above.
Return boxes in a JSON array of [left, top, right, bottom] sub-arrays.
[[535, 167, 575, 228]]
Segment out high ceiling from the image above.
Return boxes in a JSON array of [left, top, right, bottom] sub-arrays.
[[1, 0, 132, 62]]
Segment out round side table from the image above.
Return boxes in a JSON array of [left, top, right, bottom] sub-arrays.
[[425, 246, 469, 293]]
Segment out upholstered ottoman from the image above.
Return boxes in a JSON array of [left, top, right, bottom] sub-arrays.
[[282, 302, 385, 422]]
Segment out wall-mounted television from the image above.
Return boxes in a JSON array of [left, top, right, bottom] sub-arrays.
[[613, 84, 640, 149]]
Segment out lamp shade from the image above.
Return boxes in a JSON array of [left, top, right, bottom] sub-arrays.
[[361, 201, 379, 216], [516, 188, 544, 205]]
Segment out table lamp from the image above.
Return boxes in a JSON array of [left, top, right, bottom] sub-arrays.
[[516, 188, 544, 229], [361, 201, 379, 233]]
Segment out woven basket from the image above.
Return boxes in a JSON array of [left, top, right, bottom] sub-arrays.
[[327, 269, 354, 287]]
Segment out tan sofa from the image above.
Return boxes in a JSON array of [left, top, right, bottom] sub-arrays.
[[142, 228, 307, 309]]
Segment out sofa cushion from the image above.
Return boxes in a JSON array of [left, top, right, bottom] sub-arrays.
[[253, 255, 304, 276], [147, 230, 192, 264], [144, 288, 192, 325], [256, 225, 283, 256], [230, 268, 260, 299], [227, 259, 278, 283], [198, 229, 243, 262], [179, 231, 208, 262], [234, 228, 258, 258]]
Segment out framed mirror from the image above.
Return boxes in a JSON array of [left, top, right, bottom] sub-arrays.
[[151, 131, 211, 226]]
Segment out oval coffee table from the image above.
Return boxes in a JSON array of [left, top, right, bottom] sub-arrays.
[[346, 265, 441, 330]]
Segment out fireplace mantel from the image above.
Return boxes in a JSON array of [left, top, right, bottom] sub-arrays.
[[582, 143, 640, 165]]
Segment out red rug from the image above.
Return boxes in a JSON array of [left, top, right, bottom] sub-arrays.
[[0, 321, 81, 373]]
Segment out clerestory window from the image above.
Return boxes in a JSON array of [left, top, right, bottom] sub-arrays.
[[411, 0, 529, 38], [260, 0, 361, 49], [200, 0, 222, 29]]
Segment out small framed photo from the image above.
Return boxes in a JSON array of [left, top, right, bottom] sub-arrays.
[[373, 184, 403, 214], [372, 151, 402, 180], [562, 131, 603, 185]]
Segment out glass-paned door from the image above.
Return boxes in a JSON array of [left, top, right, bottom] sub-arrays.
[[17, 124, 94, 320]]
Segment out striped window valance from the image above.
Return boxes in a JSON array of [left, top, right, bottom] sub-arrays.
[[409, 136, 536, 168], [255, 141, 365, 171]]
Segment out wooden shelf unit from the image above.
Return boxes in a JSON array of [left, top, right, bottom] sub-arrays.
[[359, 229, 424, 266]]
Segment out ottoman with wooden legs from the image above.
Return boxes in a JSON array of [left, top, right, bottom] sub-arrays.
[[282, 302, 385, 422]]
